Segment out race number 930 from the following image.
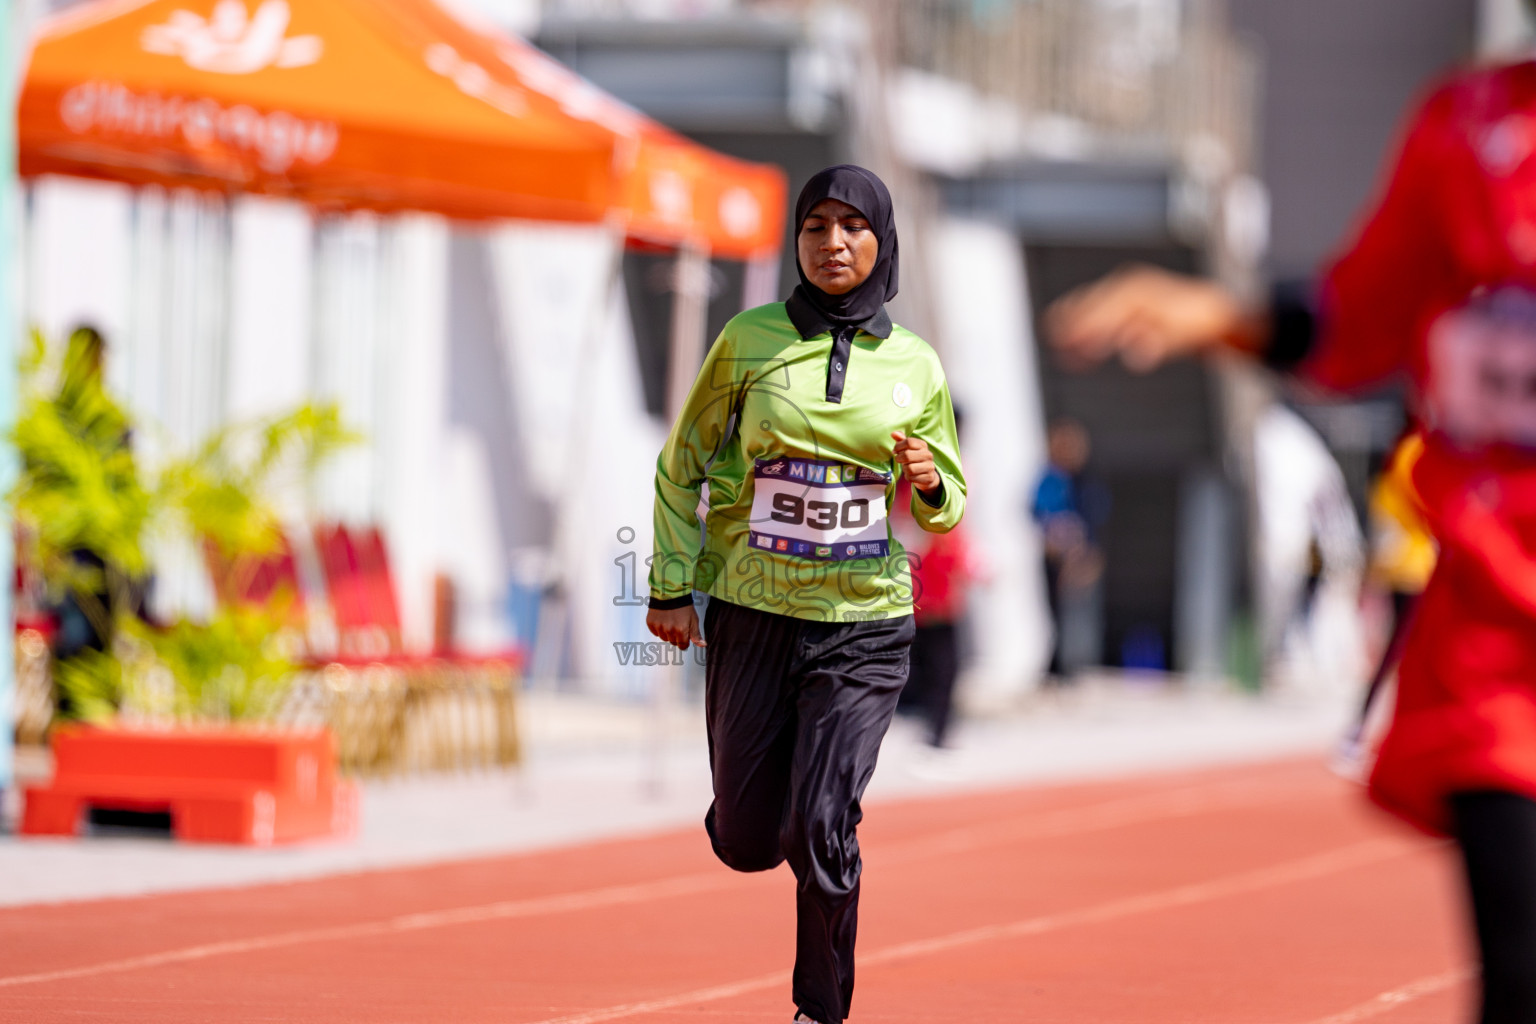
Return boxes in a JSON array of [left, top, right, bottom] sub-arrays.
[[771, 493, 871, 530]]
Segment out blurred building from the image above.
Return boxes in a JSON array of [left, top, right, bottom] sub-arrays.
[[518, 0, 1260, 686], [17, 0, 1509, 698]]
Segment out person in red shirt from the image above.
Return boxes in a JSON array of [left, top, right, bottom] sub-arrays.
[[1049, 47, 1536, 1024], [893, 409, 979, 748]]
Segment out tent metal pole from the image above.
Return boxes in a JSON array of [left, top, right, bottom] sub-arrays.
[[529, 226, 628, 693], [646, 239, 711, 799], [663, 240, 711, 426]]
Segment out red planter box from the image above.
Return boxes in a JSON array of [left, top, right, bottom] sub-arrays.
[[22, 726, 358, 845]]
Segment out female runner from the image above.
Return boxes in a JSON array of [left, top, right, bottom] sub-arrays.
[[645, 165, 966, 1024], [1048, 54, 1536, 1024]]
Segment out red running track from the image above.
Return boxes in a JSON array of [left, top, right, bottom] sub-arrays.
[[0, 758, 1471, 1023]]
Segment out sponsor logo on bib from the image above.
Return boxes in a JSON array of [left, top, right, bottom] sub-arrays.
[[892, 382, 912, 408], [749, 457, 891, 562]]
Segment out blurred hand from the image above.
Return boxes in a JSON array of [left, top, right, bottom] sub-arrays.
[[892, 431, 941, 495], [1061, 543, 1106, 591], [1041, 514, 1087, 558], [646, 605, 704, 651], [1045, 264, 1253, 373]]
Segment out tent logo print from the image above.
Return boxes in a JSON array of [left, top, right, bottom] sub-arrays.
[[425, 43, 527, 118], [648, 169, 693, 226], [718, 187, 761, 240], [142, 0, 323, 75], [59, 82, 339, 173]]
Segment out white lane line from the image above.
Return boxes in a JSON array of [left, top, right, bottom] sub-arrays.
[[0, 770, 1329, 992], [0, 873, 740, 990], [877, 772, 1320, 867], [522, 839, 1413, 1024], [1304, 969, 1474, 1024], [864, 838, 1406, 965], [515, 970, 794, 1024]]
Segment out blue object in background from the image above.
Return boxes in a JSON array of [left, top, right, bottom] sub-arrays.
[[971, 0, 1016, 22], [1121, 625, 1168, 674], [506, 581, 542, 654]]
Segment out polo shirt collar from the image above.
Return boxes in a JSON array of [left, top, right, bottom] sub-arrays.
[[785, 289, 892, 341]]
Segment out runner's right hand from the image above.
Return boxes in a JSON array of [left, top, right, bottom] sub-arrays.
[[1045, 264, 1252, 372], [647, 606, 705, 651]]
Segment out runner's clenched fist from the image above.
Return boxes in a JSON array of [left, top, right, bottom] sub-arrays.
[[892, 430, 941, 496], [646, 605, 704, 651]]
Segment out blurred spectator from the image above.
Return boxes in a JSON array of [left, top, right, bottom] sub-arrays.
[[49, 328, 128, 665], [895, 410, 980, 748], [1252, 405, 1365, 690], [34, 326, 150, 715], [1365, 431, 1435, 626], [1030, 418, 1109, 681], [1342, 430, 1436, 761]]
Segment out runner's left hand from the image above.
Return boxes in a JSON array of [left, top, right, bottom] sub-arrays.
[[647, 605, 705, 651], [892, 431, 941, 496]]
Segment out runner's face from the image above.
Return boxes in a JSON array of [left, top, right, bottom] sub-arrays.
[[797, 198, 878, 295]]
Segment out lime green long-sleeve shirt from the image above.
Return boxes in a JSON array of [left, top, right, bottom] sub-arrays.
[[649, 301, 966, 622]]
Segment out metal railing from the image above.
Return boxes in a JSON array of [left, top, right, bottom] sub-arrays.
[[536, 0, 1257, 171], [893, 0, 1256, 167]]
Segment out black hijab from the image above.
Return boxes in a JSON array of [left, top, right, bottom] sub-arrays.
[[792, 165, 899, 328]]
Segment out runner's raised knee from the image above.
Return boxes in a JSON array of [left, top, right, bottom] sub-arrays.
[[706, 807, 784, 872]]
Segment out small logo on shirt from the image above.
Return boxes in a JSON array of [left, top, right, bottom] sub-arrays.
[[892, 382, 912, 408]]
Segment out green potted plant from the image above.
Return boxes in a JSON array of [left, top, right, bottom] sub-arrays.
[[13, 327, 361, 844]]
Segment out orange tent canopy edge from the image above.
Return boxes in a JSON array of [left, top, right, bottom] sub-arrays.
[[19, 0, 786, 257]]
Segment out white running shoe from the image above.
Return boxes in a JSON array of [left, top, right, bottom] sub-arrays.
[[794, 1014, 827, 1024], [1328, 735, 1367, 783], [908, 743, 969, 782]]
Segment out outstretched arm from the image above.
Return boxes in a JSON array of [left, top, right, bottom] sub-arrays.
[[1045, 263, 1261, 373], [1044, 81, 1453, 393]]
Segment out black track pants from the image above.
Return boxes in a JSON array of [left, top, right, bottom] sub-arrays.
[[702, 597, 914, 1024], [909, 622, 960, 748], [1451, 790, 1536, 1024]]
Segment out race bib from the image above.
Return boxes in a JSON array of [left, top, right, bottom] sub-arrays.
[[1428, 286, 1536, 447], [748, 457, 891, 561]]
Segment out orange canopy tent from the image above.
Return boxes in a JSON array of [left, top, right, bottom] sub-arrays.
[[19, 0, 785, 257], [370, 0, 787, 259], [623, 121, 786, 261]]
